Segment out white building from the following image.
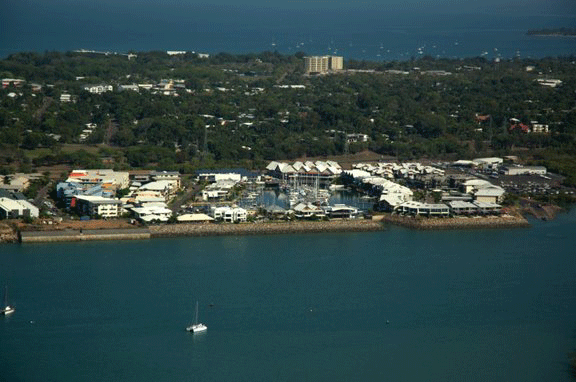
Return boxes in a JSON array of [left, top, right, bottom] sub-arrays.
[[73, 195, 121, 218], [131, 205, 173, 223], [304, 56, 343, 74], [83, 84, 113, 94], [198, 173, 242, 183], [138, 180, 176, 199], [502, 166, 547, 176], [151, 171, 181, 189], [0, 198, 39, 219], [322, 204, 358, 219], [202, 179, 239, 201], [395, 201, 450, 217], [474, 187, 506, 204], [292, 202, 326, 219], [211, 206, 247, 223]]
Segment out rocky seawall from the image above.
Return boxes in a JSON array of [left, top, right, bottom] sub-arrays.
[[149, 219, 384, 237], [2, 214, 533, 244], [0, 225, 18, 243], [378, 214, 530, 230], [20, 228, 151, 243]]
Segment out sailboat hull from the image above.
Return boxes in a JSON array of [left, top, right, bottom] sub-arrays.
[[186, 301, 207, 333], [186, 324, 207, 333]]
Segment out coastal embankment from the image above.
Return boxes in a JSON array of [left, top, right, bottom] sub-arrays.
[[377, 214, 530, 230], [20, 228, 151, 243], [149, 219, 384, 238], [0, 223, 18, 243], [5, 214, 532, 244]]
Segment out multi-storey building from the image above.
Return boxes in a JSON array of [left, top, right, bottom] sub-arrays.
[[304, 56, 343, 74]]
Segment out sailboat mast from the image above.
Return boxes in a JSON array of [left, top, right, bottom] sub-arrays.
[[195, 301, 199, 325]]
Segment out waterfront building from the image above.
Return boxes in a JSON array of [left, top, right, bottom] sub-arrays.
[[474, 186, 506, 204], [292, 202, 326, 219], [447, 200, 478, 215], [395, 201, 450, 217], [322, 204, 359, 219], [376, 194, 411, 212], [211, 206, 247, 223], [473, 201, 502, 215], [267, 161, 341, 189], [264, 205, 289, 219], [176, 213, 214, 223], [447, 199, 503, 215], [0, 197, 39, 219], [131, 204, 173, 223], [72, 195, 121, 218], [202, 179, 239, 201]]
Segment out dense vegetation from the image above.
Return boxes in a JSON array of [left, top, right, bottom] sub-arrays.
[[1, 51, 576, 184]]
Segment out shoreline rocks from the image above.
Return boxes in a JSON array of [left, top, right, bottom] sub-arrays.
[[377, 214, 530, 230], [3, 214, 533, 244], [149, 219, 384, 237]]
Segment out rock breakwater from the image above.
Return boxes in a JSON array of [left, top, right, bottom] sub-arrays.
[[149, 219, 384, 237], [378, 214, 530, 230], [20, 228, 151, 243]]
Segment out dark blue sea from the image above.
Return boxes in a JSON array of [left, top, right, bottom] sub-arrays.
[[1, 4, 575, 60], [2, 209, 576, 381]]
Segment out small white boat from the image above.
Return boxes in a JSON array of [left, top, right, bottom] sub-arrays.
[[186, 301, 207, 333], [1, 285, 14, 316]]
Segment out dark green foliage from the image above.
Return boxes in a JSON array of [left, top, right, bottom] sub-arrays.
[[0, 51, 575, 178]]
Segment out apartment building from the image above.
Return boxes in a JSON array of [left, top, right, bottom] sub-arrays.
[[304, 56, 343, 74]]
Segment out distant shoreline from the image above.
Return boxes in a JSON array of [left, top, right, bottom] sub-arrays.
[[527, 28, 576, 37]]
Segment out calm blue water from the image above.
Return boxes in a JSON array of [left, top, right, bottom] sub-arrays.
[[1, 209, 576, 381], [1, 5, 575, 60]]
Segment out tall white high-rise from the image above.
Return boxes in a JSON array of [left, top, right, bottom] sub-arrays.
[[304, 56, 343, 74]]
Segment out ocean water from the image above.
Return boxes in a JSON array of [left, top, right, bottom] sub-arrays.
[[1, 209, 576, 381], [1, 5, 575, 60]]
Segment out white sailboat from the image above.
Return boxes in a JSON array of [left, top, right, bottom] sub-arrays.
[[186, 301, 207, 333], [1, 285, 14, 316]]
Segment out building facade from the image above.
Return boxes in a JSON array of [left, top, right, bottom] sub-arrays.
[[304, 56, 343, 74]]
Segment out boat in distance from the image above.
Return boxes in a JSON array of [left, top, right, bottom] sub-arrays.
[[2, 285, 15, 315], [186, 301, 207, 333]]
